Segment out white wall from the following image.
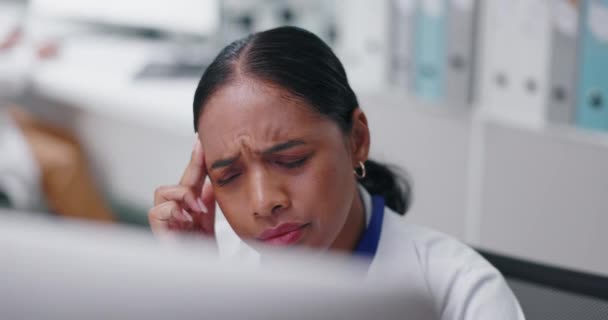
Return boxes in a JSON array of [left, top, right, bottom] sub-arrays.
[[473, 117, 608, 276], [29, 0, 220, 36]]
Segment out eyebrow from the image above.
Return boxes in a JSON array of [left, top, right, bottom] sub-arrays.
[[210, 155, 239, 170], [209, 140, 306, 171], [261, 139, 306, 155]]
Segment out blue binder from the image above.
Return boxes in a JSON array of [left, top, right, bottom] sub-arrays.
[[576, 0, 608, 131], [413, 0, 447, 103]]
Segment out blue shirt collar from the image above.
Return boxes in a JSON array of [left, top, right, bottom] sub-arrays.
[[353, 192, 385, 257]]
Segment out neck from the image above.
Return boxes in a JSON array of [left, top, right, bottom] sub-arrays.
[[329, 186, 366, 252]]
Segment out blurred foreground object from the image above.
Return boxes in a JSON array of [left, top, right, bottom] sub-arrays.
[[0, 211, 434, 320], [1, 106, 114, 222]]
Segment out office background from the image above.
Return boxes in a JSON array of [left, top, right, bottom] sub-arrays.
[[1, 0, 607, 316]]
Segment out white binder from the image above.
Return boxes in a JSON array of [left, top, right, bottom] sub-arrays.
[[446, 0, 479, 107], [389, 0, 417, 92], [547, 0, 580, 124], [477, 0, 552, 126], [333, 0, 390, 93]]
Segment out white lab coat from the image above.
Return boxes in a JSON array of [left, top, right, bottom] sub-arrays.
[[214, 186, 526, 320], [360, 187, 526, 320]]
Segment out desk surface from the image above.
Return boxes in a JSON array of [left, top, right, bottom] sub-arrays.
[[30, 38, 199, 136]]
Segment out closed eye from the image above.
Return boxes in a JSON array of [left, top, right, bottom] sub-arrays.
[[275, 156, 309, 169], [217, 173, 241, 186]]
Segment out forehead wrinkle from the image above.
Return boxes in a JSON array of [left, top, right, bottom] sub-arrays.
[[229, 125, 299, 159], [229, 132, 266, 160], [200, 79, 329, 161], [235, 133, 254, 151], [260, 120, 291, 144], [209, 136, 240, 164]]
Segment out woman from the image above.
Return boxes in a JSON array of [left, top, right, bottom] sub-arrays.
[[149, 26, 525, 319]]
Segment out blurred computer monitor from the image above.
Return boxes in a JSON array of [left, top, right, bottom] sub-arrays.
[[0, 210, 435, 320]]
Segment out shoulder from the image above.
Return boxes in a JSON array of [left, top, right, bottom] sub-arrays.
[[377, 210, 493, 288], [387, 212, 487, 270], [376, 208, 525, 320], [379, 207, 489, 268], [377, 208, 481, 265]]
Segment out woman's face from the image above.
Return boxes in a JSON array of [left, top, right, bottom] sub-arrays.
[[197, 80, 367, 250]]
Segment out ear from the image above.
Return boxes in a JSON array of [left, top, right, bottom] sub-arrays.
[[348, 108, 370, 166]]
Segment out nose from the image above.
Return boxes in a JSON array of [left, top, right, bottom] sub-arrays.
[[248, 167, 290, 218]]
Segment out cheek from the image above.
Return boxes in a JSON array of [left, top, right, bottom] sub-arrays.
[[291, 149, 355, 246], [214, 191, 253, 239]]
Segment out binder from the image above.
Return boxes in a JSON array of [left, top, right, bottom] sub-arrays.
[[478, 0, 552, 125], [413, 0, 447, 102], [446, 0, 479, 107], [547, 0, 580, 124], [389, 0, 417, 91], [576, 0, 608, 131], [333, 0, 390, 92]]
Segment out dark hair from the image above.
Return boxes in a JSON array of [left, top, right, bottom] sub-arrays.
[[193, 26, 411, 215]]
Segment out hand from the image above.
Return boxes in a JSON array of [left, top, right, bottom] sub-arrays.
[[148, 138, 215, 240]]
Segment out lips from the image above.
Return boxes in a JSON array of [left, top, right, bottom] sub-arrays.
[[257, 222, 309, 246]]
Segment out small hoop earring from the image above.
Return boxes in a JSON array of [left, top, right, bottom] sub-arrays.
[[353, 161, 366, 179]]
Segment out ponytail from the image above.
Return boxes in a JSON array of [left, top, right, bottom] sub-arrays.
[[360, 159, 411, 215]]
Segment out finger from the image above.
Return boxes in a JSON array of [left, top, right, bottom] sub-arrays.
[[149, 201, 195, 234], [179, 137, 206, 191], [149, 201, 177, 236], [197, 179, 216, 235], [153, 185, 202, 213], [200, 178, 214, 210], [149, 200, 178, 221]]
